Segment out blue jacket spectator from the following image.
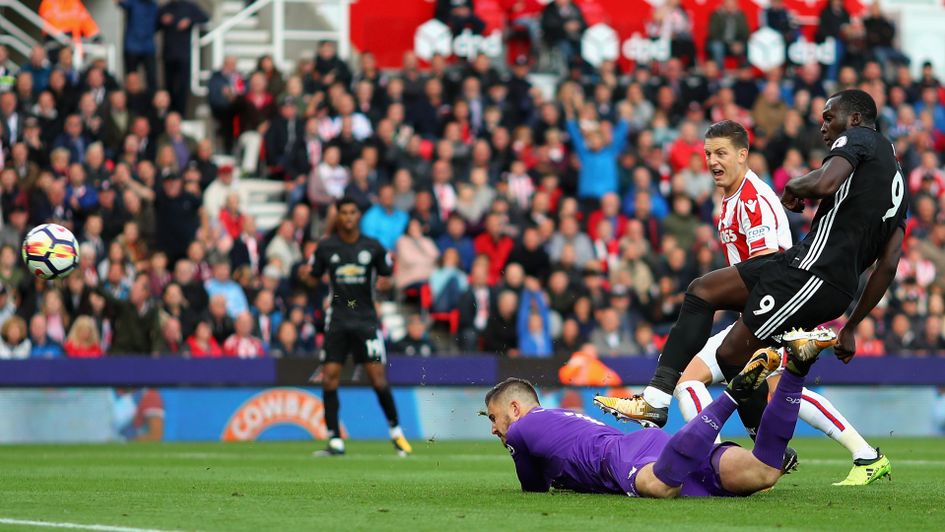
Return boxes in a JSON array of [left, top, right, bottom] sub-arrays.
[[566, 117, 629, 200], [436, 214, 475, 271], [361, 185, 408, 250], [517, 285, 552, 358], [205, 261, 249, 318], [118, 0, 158, 56], [429, 248, 469, 312]]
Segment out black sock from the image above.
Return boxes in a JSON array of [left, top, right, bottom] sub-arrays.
[[735, 382, 769, 441], [718, 360, 767, 440], [324, 389, 340, 438], [648, 293, 715, 395], [374, 386, 399, 428]]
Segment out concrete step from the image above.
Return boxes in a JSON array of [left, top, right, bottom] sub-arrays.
[[226, 44, 274, 58], [225, 29, 271, 44], [234, 17, 260, 30], [220, 1, 246, 16]]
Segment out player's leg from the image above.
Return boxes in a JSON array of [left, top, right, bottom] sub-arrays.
[[636, 347, 782, 498], [358, 328, 412, 456], [315, 361, 345, 456], [714, 319, 771, 438], [767, 373, 891, 485], [314, 324, 350, 457], [674, 325, 731, 422], [718, 328, 838, 494], [595, 266, 750, 426]]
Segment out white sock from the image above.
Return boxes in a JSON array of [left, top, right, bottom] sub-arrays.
[[675, 380, 722, 444], [389, 426, 404, 440], [673, 380, 713, 422], [328, 437, 345, 451], [642, 386, 672, 409], [798, 388, 875, 460]]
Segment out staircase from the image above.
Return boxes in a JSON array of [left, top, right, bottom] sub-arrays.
[[217, 1, 275, 75]]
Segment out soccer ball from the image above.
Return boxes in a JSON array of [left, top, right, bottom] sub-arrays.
[[22, 223, 80, 280]]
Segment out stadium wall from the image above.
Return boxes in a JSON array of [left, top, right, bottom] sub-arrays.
[[0, 385, 942, 443], [1, 356, 944, 443]]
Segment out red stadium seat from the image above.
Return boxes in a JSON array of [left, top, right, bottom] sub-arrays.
[[421, 284, 459, 335]]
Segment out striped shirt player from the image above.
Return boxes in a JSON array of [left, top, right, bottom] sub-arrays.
[[717, 169, 791, 266], [683, 171, 884, 478]]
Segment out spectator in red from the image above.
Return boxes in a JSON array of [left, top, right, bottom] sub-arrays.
[[63, 315, 104, 357], [474, 212, 514, 285], [222, 311, 265, 358], [586, 192, 627, 242], [234, 72, 276, 174], [667, 121, 704, 174], [218, 192, 245, 239], [184, 319, 222, 357]]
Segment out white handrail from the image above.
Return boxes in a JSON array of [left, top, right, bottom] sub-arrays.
[[0, 35, 31, 60], [198, 0, 273, 47], [190, 0, 354, 97], [0, 0, 69, 44]]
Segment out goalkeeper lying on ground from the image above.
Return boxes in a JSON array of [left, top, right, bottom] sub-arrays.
[[482, 329, 836, 497]]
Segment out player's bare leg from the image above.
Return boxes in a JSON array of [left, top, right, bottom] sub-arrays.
[[595, 267, 750, 427], [314, 362, 345, 457], [363, 362, 412, 456]]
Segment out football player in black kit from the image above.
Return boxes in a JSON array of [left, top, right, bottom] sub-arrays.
[[596, 90, 906, 484], [310, 197, 412, 457]]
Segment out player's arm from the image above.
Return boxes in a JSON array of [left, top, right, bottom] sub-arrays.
[[782, 156, 854, 211], [835, 226, 904, 363], [505, 425, 551, 492]]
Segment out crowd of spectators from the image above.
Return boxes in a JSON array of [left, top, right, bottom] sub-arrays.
[[0, 0, 944, 360]]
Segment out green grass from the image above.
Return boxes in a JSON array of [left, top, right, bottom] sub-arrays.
[[0, 438, 942, 531]]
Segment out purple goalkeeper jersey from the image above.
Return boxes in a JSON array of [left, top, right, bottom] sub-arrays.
[[504, 407, 734, 497]]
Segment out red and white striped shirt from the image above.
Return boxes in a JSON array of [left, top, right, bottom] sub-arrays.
[[717, 170, 792, 266]]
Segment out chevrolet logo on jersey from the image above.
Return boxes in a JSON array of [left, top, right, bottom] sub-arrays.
[[335, 263, 367, 284]]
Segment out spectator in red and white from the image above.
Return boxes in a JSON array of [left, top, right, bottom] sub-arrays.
[[909, 150, 944, 199], [646, 0, 695, 65], [63, 315, 104, 357], [223, 311, 265, 358], [203, 164, 238, 222]]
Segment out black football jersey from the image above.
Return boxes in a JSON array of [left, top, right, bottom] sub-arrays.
[[311, 234, 392, 323], [786, 126, 908, 296]]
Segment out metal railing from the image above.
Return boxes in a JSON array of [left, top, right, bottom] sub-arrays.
[[0, 0, 116, 70], [190, 0, 353, 97]]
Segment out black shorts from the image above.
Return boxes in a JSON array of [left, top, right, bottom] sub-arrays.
[[736, 253, 852, 342], [321, 321, 386, 365]]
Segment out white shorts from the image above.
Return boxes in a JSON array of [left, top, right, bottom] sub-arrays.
[[693, 322, 787, 385], [694, 323, 732, 384]]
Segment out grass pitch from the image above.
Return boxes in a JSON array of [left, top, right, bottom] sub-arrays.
[[0, 438, 942, 531]]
